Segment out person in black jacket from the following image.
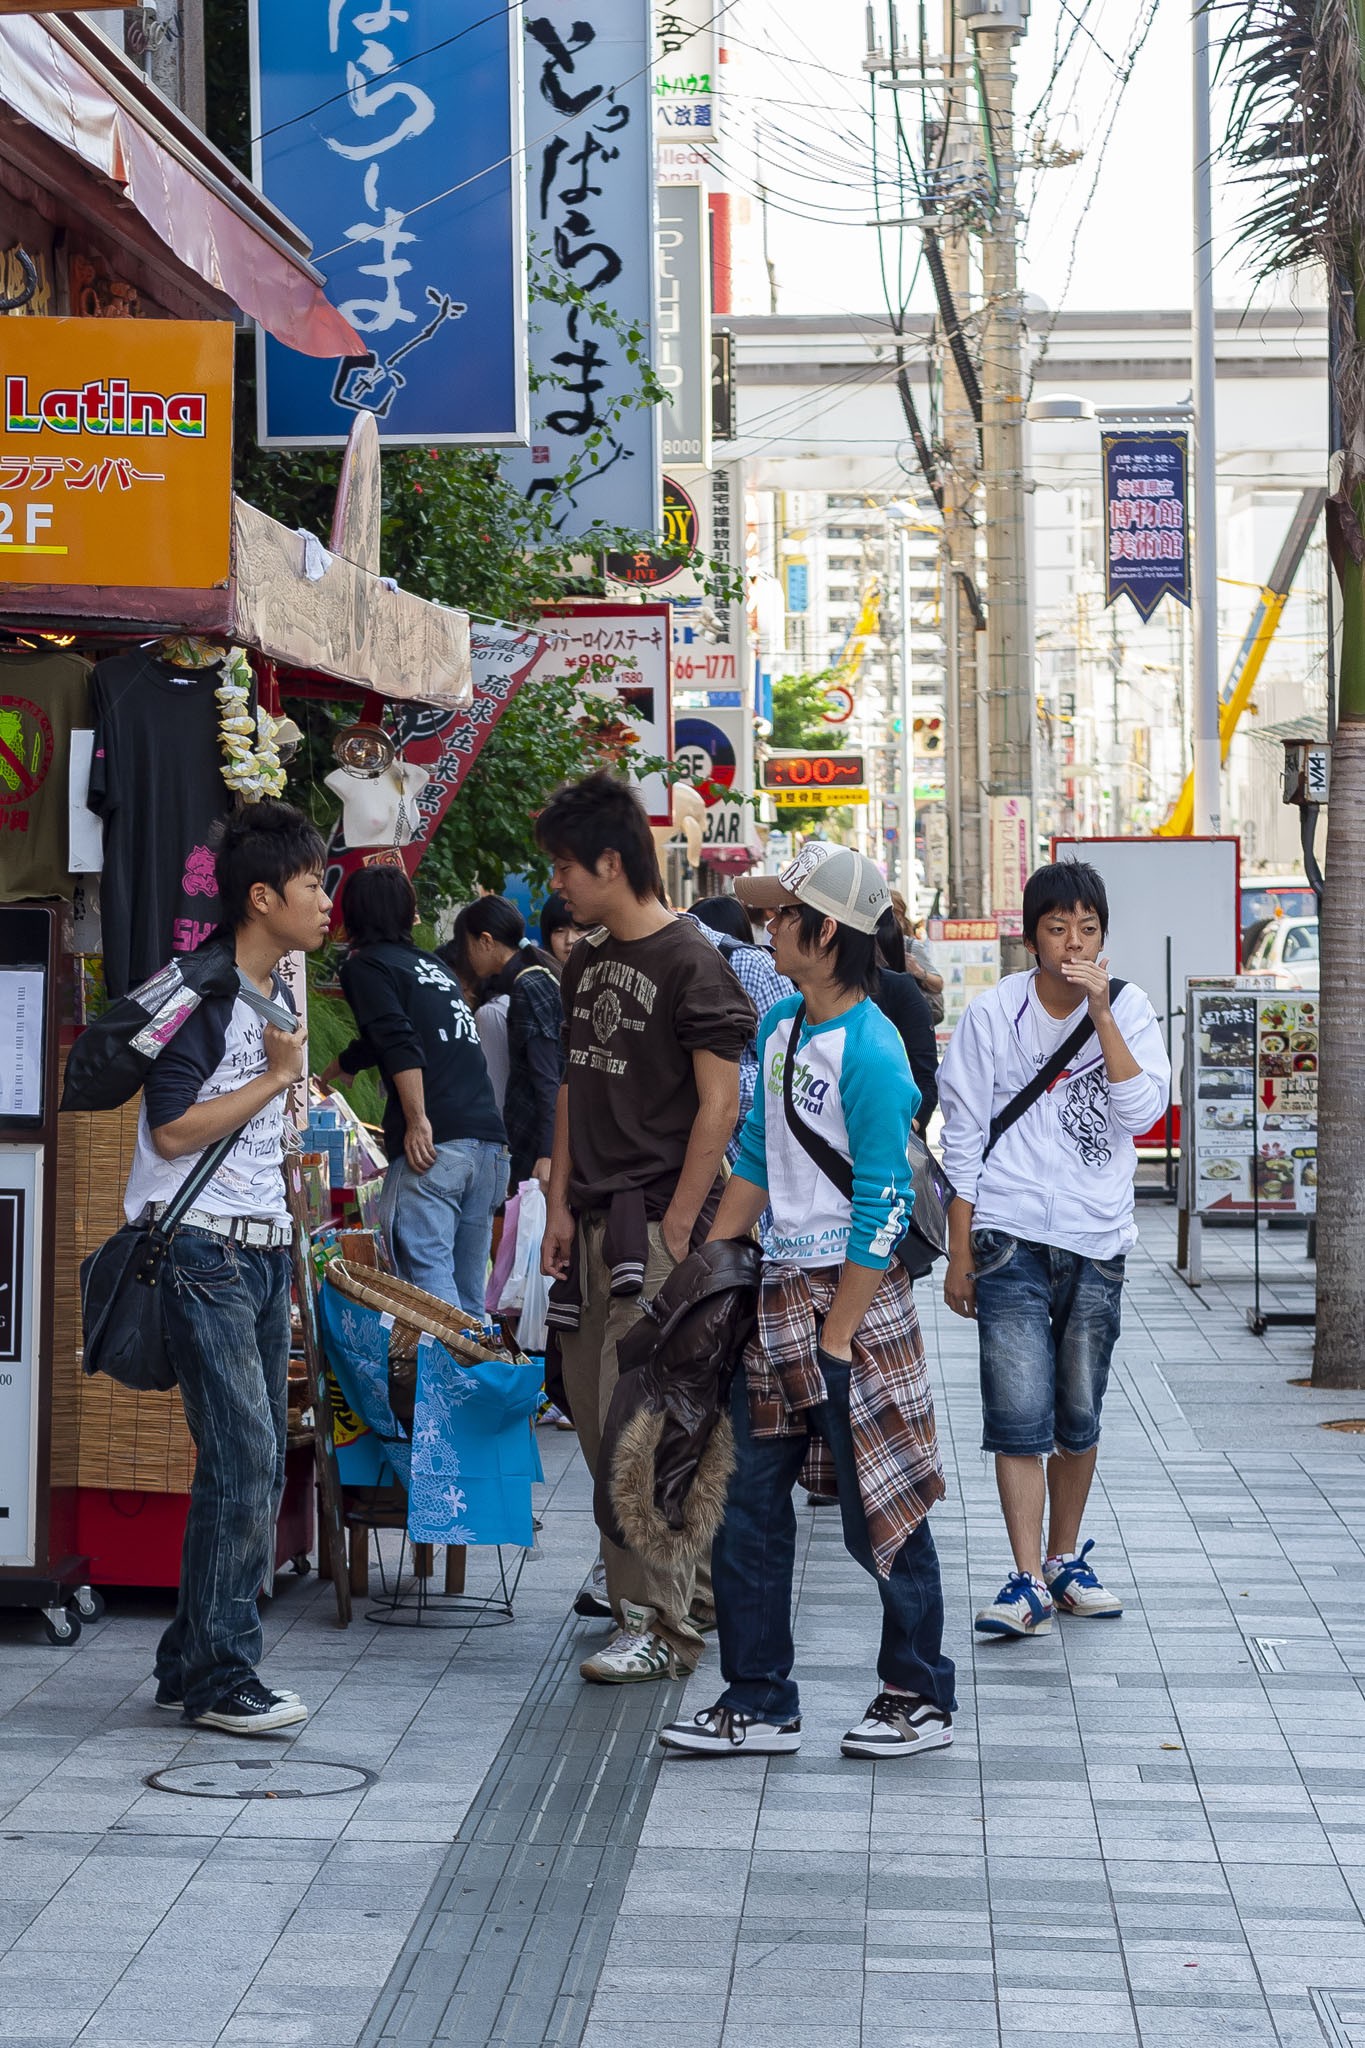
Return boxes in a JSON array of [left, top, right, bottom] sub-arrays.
[[444, 896, 564, 1193], [320, 867, 507, 1315], [873, 908, 939, 1128]]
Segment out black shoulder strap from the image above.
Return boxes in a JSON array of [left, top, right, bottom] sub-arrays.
[[781, 1003, 854, 1201], [154, 1124, 250, 1237], [983, 977, 1126, 1163]]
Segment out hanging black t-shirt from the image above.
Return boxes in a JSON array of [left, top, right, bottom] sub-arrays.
[[87, 651, 233, 997]]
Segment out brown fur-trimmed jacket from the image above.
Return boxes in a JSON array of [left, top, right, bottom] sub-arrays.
[[595, 1238, 762, 1572]]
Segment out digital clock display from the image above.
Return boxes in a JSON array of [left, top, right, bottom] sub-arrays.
[[762, 752, 866, 791]]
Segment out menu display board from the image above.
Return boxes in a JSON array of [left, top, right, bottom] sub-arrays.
[[1187, 982, 1317, 1214]]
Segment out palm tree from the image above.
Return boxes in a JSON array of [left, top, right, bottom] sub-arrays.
[[1223, 0, 1365, 1383]]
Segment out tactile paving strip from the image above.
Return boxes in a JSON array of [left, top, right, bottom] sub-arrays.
[[359, 1614, 687, 2046]]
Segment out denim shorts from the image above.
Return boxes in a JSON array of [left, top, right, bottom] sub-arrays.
[[972, 1230, 1125, 1457]]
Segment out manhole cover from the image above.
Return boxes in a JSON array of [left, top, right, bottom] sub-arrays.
[[1312, 1987, 1365, 2046], [145, 1759, 376, 1801], [1322, 1419, 1365, 1434]]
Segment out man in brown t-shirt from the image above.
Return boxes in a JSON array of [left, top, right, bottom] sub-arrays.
[[538, 773, 755, 1683]]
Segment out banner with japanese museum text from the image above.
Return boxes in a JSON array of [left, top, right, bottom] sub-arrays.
[[1102, 430, 1191, 621], [503, 0, 661, 536], [0, 319, 232, 588], [250, 0, 527, 446]]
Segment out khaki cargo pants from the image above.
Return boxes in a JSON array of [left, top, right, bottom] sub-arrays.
[[557, 1214, 706, 1669]]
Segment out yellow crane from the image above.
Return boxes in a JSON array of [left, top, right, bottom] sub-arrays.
[[1158, 486, 1326, 837]]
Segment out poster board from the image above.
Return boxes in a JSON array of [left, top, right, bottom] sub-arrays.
[[925, 917, 1001, 1057], [1051, 837, 1239, 1014]]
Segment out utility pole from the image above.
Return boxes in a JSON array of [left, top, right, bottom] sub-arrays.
[[1191, 0, 1221, 835], [972, 0, 1033, 964], [939, 0, 987, 915]]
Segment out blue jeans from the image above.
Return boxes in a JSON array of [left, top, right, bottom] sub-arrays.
[[711, 1359, 956, 1725], [972, 1230, 1125, 1457], [154, 1230, 291, 1716], [380, 1138, 510, 1316]]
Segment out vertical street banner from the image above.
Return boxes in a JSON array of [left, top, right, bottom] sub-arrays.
[[656, 184, 712, 468], [251, 1, 527, 445], [1102, 430, 1191, 620], [655, 4, 716, 183], [504, 0, 661, 536]]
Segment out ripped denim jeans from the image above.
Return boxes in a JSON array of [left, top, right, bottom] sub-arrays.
[[972, 1230, 1124, 1458]]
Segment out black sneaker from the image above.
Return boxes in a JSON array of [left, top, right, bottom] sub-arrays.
[[841, 1690, 952, 1760], [659, 1703, 802, 1756], [156, 1680, 302, 1714], [190, 1676, 308, 1734]]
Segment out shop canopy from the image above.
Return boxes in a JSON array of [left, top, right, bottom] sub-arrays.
[[0, 415, 474, 707], [0, 12, 359, 360]]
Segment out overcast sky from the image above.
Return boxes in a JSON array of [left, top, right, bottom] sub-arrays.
[[731, 0, 1293, 321]]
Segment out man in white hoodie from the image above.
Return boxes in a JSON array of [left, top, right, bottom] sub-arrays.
[[939, 860, 1169, 1638]]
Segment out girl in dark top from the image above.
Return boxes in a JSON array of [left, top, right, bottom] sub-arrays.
[[873, 907, 940, 1129], [444, 897, 565, 1192], [321, 866, 506, 1317]]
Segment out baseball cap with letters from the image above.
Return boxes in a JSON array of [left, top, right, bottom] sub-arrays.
[[735, 841, 891, 936]]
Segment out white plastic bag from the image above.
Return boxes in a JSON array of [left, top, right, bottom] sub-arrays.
[[497, 1179, 547, 1316], [517, 1257, 550, 1355]]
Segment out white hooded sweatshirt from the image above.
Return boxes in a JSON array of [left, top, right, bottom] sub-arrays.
[[938, 970, 1171, 1260]]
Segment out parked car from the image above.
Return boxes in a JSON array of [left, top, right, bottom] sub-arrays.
[[1240, 874, 1317, 966], [1245, 915, 1320, 991]]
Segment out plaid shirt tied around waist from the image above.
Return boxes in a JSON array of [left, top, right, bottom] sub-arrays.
[[745, 1261, 945, 1577]]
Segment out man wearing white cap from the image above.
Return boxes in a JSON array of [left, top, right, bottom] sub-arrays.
[[659, 844, 956, 1761]]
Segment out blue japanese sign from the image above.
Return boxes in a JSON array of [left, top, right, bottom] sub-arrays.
[[502, 1, 661, 536], [1102, 430, 1191, 621], [251, 1, 528, 446]]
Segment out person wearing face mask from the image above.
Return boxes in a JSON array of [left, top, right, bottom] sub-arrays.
[[938, 860, 1169, 1641]]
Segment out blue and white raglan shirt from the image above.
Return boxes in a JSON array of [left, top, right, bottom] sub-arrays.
[[733, 994, 920, 1270]]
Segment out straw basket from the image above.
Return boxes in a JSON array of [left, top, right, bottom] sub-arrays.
[[322, 1260, 506, 1365]]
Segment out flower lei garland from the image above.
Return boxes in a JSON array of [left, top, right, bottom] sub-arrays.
[[161, 636, 287, 801]]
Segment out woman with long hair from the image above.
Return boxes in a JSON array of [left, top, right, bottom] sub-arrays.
[[444, 897, 564, 1192]]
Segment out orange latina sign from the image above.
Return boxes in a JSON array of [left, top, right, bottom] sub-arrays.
[[0, 319, 233, 589]]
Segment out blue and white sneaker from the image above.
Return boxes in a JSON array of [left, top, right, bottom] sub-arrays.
[[1044, 1540, 1123, 1617], [974, 1571, 1054, 1638]]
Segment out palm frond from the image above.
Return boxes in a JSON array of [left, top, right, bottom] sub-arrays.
[[1220, 0, 1365, 543]]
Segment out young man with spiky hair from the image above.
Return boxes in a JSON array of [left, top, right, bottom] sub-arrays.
[[939, 859, 1170, 1640], [122, 801, 331, 1734], [537, 773, 756, 1684]]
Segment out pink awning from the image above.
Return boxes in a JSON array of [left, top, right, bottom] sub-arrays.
[[0, 16, 361, 359]]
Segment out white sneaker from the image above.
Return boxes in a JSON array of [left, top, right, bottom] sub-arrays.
[[974, 1571, 1054, 1638], [840, 1691, 952, 1760], [659, 1703, 801, 1755], [1044, 1540, 1124, 1617], [579, 1602, 679, 1684]]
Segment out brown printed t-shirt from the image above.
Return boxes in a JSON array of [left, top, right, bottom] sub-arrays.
[[561, 915, 756, 1208]]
